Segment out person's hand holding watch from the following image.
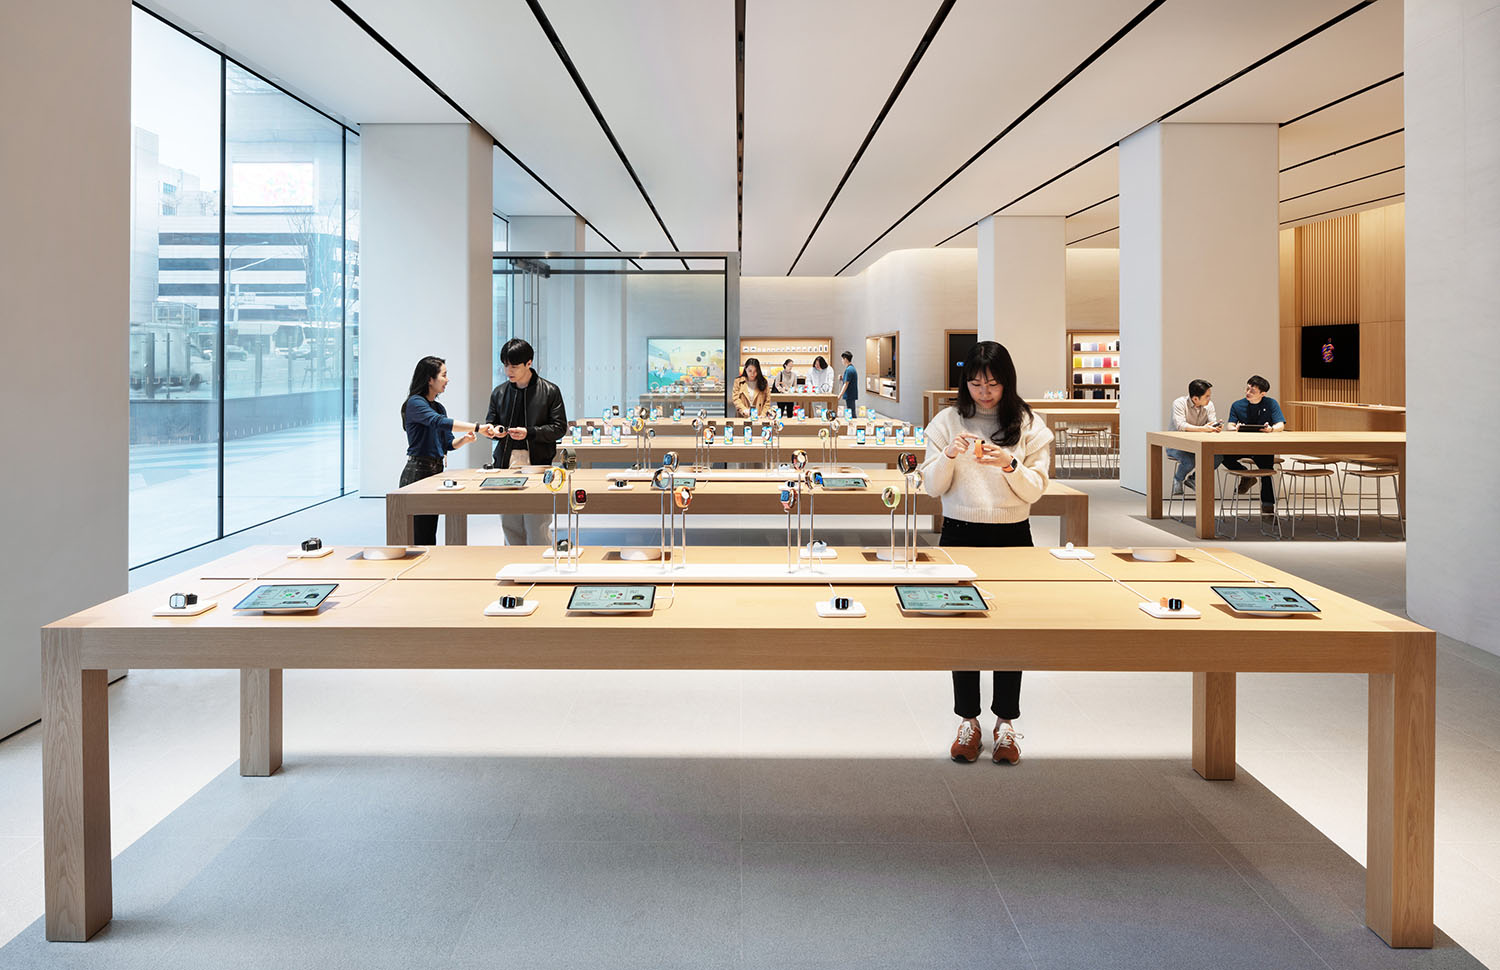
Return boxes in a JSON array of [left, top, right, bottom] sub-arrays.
[[944, 433, 1017, 471]]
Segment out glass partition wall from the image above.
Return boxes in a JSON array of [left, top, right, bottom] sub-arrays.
[[493, 253, 737, 419]]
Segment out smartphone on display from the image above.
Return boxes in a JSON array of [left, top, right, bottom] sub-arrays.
[[855, 427, 867, 445]]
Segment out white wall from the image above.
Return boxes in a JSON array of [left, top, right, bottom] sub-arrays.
[[0, 0, 131, 736], [358, 124, 493, 497], [978, 216, 1067, 399], [1405, 0, 1500, 655], [1066, 248, 1120, 331], [1118, 123, 1280, 493]]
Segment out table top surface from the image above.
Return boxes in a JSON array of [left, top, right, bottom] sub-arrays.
[[1148, 430, 1405, 445], [1286, 401, 1406, 411]]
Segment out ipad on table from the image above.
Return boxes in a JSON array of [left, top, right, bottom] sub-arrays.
[[480, 476, 528, 489], [815, 475, 867, 490], [1211, 586, 1319, 615], [894, 585, 988, 614], [566, 585, 657, 613], [233, 583, 339, 613]]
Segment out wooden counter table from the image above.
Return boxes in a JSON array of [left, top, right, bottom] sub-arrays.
[[922, 389, 958, 424], [41, 544, 1434, 947], [767, 391, 840, 413], [589, 415, 874, 437], [386, 467, 1090, 546], [1146, 430, 1406, 539], [1286, 401, 1406, 432]]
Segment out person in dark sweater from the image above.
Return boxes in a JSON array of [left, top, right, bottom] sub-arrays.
[[481, 338, 568, 546], [1222, 374, 1286, 511], [399, 356, 479, 545]]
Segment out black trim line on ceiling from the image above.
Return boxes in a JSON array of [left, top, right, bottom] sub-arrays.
[[736, 0, 746, 256], [322, 0, 634, 261], [929, 0, 1393, 252], [831, 0, 1167, 276], [1281, 128, 1404, 171], [1281, 72, 1402, 127], [1280, 165, 1404, 203], [785, 0, 957, 276], [1156, 0, 1378, 122], [1066, 226, 1118, 246], [1281, 192, 1404, 225], [1067, 194, 1117, 219], [525, 0, 688, 270]]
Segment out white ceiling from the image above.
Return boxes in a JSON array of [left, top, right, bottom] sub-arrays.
[[145, 0, 1407, 273]]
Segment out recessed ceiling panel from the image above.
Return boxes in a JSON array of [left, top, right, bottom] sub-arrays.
[[1066, 197, 1120, 244], [1001, 149, 1120, 221], [143, 0, 461, 124], [826, 0, 1359, 277], [1280, 132, 1405, 198], [1069, 227, 1119, 248], [493, 148, 574, 218], [741, 0, 940, 276], [543, 0, 737, 252], [1279, 79, 1404, 168], [1279, 168, 1405, 224]]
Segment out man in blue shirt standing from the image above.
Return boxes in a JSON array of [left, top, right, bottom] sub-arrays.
[[1221, 375, 1286, 512], [836, 350, 858, 414]]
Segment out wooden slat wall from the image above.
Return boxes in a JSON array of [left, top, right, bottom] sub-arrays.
[[1279, 202, 1405, 430]]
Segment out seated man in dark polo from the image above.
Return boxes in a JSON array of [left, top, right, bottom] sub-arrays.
[[481, 338, 568, 546], [1221, 374, 1286, 513]]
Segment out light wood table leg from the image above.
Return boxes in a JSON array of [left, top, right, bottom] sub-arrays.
[[1195, 442, 1216, 540], [386, 497, 411, 545], [1059, 497, 1088, 546], [42, 628, 112, 941], [1192, 671, 1236, 780], [1147, 442, 1163, 518], [240, 668, 283, 777], [1367, 635, 1435, 947], [444, 513, 469, 546]]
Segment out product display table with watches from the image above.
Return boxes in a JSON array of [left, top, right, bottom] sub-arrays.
[[41, 543, 1434, 947], [385, 468, 1090, 547]]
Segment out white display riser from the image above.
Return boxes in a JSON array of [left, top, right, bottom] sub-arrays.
[[494, 561, 975, 584]]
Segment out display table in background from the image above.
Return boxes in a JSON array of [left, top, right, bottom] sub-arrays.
[[767, 391, 840, 413], [1145, 430, 1406, 539], [41, 544, 1434, 947], [556, 435, 917, 469], [1286, 401, 1406, 432], [386, 468, 1090, 547], [1032, 408, 1120, 476], [922, 389, 958, 424]]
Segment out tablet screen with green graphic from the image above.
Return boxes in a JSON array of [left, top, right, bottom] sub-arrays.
[[894, 585, 988, 613], [566, 585, 657, 612], [233, 584, 338, 612], [1211, 586, 1319, 614]]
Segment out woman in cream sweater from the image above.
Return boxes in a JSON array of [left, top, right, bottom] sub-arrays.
[[919, 341, 1053, 765]]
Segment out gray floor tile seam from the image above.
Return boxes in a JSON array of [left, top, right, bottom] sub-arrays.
[[937, 769, 1041, 970], [1202, 833, 1344, 970]]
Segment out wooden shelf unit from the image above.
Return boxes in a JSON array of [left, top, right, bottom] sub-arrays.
[[1068, 329, 1119, 401]]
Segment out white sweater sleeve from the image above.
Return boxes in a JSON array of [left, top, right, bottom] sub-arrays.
[[1002, 416, 1053, 506], [919, 409, 956, 498]]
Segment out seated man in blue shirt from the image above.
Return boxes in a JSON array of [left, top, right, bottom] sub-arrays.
[[1221, 374, 1286, 512]]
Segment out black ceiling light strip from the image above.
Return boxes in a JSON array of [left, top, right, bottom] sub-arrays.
[[736, 0, 746, 257], [929, 1, 1393, 250], [1280, 192, 1404, 225], [1067, 194, 1118, 219], [525, 0, 688, 269], [322, 0, 634, 261], [1066, 226, 1119, 246], [932, 142, 1117, 247], [1279, 165, 1404, 203], [785, 0, 957, 276], [1157, 0, 1378, 122], [1281, 127, 1403, 171], [833, 0, 1167, 276], [1281, 72, 1402, 127]]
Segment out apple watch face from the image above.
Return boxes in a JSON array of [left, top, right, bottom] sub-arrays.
[[761, 426, 773, 441], [791, 449, 808, 470], [570, 488, 587, 510], [632, 417, 645, 433], [898, 452, 920, 474], [812, 471, 824, 487], [662, 451, 678, 470], [542, 467, 567, 492], [881, 485, 900, 508], [647, 428, 656, 439], [674, 485, 693, 509], [774, 420, 785, 432], [818, 428, 829, 440], [779, 487, 797, 512]]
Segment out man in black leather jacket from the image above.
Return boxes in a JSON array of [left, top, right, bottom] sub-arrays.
[[481, 338, 568, 545]]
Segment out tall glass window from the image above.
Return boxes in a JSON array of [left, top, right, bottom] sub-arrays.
[[127, 7, 359, 566], [128, 11, 223, 565]]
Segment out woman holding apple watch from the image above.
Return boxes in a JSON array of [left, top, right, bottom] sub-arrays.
[[919, 341, 1053, 765], [400, 355, 479, 545]]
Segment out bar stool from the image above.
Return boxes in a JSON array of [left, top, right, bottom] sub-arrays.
[[1346, 465, 1405, 539], [1067, 428, 1106, 478], [1280, 466, 1341, 539], [1167, 452, 1194, 521], [1217, 462, 1283, 539]]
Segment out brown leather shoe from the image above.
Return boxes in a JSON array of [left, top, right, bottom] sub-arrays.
[[950, 719, 982, 762], [992, 723, 1023, 765]]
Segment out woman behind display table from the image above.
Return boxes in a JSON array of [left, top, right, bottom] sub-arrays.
[[731, 357, 770, 417], [919, 340, 1053, 765], [400, 355, 480, 545], [807, 355, 835, 394]]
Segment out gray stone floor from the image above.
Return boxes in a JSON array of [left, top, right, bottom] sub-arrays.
[[2, 482, 1496, 968]]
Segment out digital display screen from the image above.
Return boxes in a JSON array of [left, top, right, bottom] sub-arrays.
[[649, 476, 697, 490], [647, 338, 726, 393], [894, 585, 988, 612], [1211, 586, 1320, 614], [567, 585, 657, 612], [233, 583, 338, 612], [1300, 323, 1360, 380], [480, 477, 528, 489], [816, 476, 867, 489]]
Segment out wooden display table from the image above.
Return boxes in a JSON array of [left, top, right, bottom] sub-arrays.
[[1145, 430, 1406, 539], [1286, 401, 1406, 432], [386, 468, 1090, 547], [591, 415, 872, 437], [41, 545, 1434, 947], [922, 389, 958, 424], [1024, 398, 1117, 410], [766, 391, 840, 413]]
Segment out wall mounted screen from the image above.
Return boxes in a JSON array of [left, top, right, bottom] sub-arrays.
[[1300, 323, 1360, 381], [647, 338, 726, 393]]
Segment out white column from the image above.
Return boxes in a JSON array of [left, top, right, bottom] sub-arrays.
[[1118, 122, 1280, 493], [977, 215, 1066, 399], [359, 124, 493, 496], [0, 0, 131, 736], [1406, 1, 1500, 655]]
